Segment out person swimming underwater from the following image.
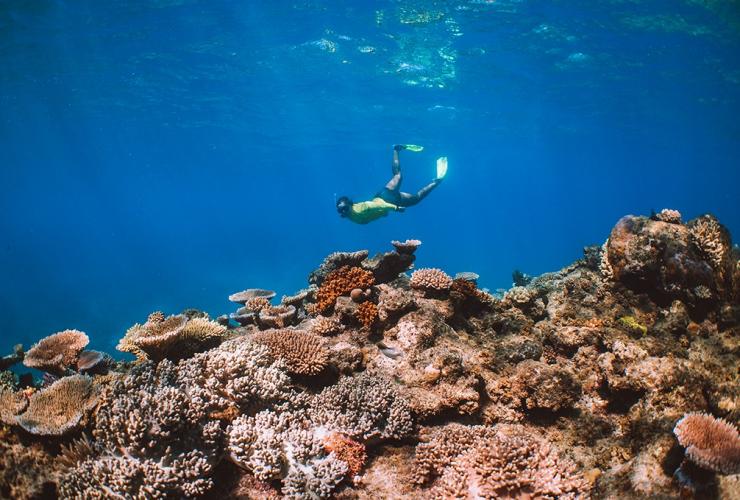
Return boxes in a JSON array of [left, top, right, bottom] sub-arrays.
[[336, 144, 448, 224]]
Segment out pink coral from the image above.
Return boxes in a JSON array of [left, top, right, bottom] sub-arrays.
[[674, 413, 740, 475]]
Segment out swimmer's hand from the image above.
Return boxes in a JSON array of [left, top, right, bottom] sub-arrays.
[[396, 206, 406, 212]]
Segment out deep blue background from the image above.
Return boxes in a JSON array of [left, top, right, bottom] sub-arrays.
[[1, 1, 738, 353]]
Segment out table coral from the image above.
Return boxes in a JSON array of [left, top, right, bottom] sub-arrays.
[[23, 329, 89, 375], [16, 375, 98, 436], [118, 313, 227, 361]]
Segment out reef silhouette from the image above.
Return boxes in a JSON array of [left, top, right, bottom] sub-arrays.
[[0, 211, 738, 499]]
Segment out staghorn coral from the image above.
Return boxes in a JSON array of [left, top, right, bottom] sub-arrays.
[[415, 423, 589, 498], [410, 268, 453, 294], [310, 315, 343, 336], [252, 329, 329, 376], [312, 372, 414, 442], [118, 313, 227, 361], [316, 265, 375, 314], [16, 375, 98, 436], [674, 413, 740, 475], [23, 329, 89, 374], [355, 301, 378, 329]]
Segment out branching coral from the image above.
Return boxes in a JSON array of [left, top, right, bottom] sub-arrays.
[[674, 413, 740, 475], [228, 407, 350, 498], [690, 215, 730, 280], [16, 375, 98, 436], [312, 373, 414, 442], [117, 313, 227, 361], [410, 268, 453, 293], [415, 424, 589, 498], [252, 330, 329, 376], [355, 301, 378, 329], [64, 361, 223, 498], [176, 335, 291, 413], [23, 329, 89, 374]]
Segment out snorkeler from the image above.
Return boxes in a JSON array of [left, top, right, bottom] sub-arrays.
[[336, 144, 448, 224]]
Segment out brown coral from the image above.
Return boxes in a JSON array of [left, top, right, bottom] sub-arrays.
[[323, 432, 367, 477], [690, 215, 731, 278], [410, 268, 453, 293], [674, 413, 740, 475], [16, 375, 98, 436], [252, 330, 329, 376], [23, 329, 89, 374], [316, 265, 375, 314], [356, 301, 378, 329], [118, 314, 227, 361]]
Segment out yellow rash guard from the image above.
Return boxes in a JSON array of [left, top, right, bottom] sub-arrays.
[[346, 197, 400, 224]]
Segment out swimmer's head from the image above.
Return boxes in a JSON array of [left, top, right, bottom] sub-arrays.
[[336, 196, 352, 217]]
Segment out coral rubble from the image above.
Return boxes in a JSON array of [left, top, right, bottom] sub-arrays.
[[1, 215, 738, 499]]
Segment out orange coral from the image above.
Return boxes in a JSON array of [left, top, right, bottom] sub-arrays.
[[323, 432, 367, 477], [356, 301, 378, 329], [316, 266, 375, 314]]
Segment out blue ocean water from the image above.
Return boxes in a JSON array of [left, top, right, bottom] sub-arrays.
[[0, 1, 738, 355]]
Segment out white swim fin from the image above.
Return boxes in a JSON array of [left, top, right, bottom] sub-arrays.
[[436, 156, 448, 179]]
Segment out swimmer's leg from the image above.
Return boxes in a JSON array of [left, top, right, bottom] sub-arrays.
[[386, 146, 403, 191], [397, 178, 441, 207]]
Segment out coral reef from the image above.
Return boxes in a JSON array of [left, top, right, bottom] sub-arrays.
[[23, 329, 89, 375], [0, 211, 738, 499]]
